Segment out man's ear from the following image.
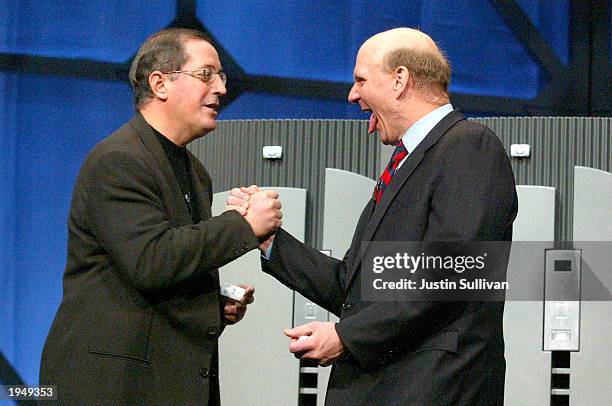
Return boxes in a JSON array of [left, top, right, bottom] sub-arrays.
[[393, 66, 410, 96], [148, 71, 169, 101]]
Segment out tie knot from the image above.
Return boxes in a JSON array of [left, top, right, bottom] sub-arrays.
[[391, 141, 408, 162]]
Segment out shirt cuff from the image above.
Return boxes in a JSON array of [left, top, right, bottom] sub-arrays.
[[261, 241, 274, 260]]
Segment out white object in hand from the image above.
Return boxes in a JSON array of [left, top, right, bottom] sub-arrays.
[[220, 283, 246, 301], [297, 335, 311, 342]]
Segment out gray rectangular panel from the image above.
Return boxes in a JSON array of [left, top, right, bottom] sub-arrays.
[[543, 250, 581, 351]]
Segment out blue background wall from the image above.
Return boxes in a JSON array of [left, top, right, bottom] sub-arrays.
[[0, 0, 608, 386]]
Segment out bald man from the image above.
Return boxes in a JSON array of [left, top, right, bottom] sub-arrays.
[[231, 28, 517, 405]]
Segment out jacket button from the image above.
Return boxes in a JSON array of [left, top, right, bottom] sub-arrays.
[[200, 368, 209, 378], [342, 302, 351, 311], [207, 326, 218, 336]]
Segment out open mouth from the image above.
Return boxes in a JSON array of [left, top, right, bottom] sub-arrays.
[[359, 105, 378, 134], [204, 102, 219, 112]]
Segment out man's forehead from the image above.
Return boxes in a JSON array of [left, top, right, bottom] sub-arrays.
[[354, 45, 382, 71], [183, 39, 221, 68]]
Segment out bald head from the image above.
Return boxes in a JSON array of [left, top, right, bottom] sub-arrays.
[[360, 28, 451, 101], [363, 28, 438, 55]]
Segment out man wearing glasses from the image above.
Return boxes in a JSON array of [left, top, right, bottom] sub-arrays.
[[40, 28, 282, 405]]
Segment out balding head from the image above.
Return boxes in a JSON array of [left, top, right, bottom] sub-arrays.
[[348, 28, 451, 144], [361, 28, 451, 101]]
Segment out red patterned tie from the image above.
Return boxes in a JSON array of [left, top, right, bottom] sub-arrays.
[[373, 141, 408, 204]]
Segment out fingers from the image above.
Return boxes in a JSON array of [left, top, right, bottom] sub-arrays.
[[238, 284, 255, 305], [284, 322, 343, 367], [288, 334, 315, 355], [224, 204, 247, 216], [244, 189, 283, 239], [223, 284, 253, 324], [223, 300, 247, 323], [264, 190, 279, 199], [227, 195, 248, 207], [284, 322, 313, 339], [229, 187, 250, 200], [241, 185, 260, 194], [226, 188, 250, 216]]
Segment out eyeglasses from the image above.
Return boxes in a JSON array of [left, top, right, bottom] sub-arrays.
[[162, 68, 227, 85]]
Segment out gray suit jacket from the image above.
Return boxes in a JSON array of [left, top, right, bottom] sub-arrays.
[[263, 110, 518, 406], [40, 113, 258, 405]]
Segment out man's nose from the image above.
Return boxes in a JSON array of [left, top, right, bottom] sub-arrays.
[[347, 84, 359, 104], [215, 79, 227, 96]]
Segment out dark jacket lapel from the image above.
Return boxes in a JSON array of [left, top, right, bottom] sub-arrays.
[[128, 113, 192, 224], [345, 110, 466, 286]]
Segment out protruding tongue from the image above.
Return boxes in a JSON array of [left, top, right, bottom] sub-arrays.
[[368, 112, 378, 134]]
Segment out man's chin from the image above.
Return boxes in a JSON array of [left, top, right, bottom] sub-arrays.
[[202, 120, 217, 133], [193, 123, 216, 140], [377, 131, 391, 145]]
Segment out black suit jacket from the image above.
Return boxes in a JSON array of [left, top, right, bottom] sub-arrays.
[[40, 113, 259, 405], [263, 110, 518, 406]]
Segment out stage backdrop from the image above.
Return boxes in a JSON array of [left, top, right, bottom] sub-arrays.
[[0, 0, 594, 386]]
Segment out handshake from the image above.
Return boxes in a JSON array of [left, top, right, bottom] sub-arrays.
[[225, 185, 282, 251]]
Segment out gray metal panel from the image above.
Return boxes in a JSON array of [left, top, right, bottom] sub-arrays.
[[213, 187, 306, 406], [190, 119, 378, 249], [504, 186, 555, 406], [322, 168, 376, 259], [317, 168, 377, 406], [512, 186, 556, 242], [571, 166, 612, 406], [475, 117, 612, 241], [573, 166, 612, 240]]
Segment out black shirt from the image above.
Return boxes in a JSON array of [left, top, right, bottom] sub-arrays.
[[151, 127, 201, 224]]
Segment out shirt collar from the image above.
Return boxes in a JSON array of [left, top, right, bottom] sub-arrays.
[[401, 104, 454, 154]]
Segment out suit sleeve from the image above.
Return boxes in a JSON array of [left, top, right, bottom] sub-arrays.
[[80, 149, 259, 296], [261, 228, 348, 316], [335, 125, 517, 369], [261, 198, 375, 316]]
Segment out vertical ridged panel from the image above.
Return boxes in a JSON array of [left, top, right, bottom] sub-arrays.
[[191, 117, 611, 245], [474, 117, 612, 241], [190, 119, 377, 247]]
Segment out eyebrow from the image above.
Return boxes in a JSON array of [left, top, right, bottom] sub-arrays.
[[192, 64, 219, 70]]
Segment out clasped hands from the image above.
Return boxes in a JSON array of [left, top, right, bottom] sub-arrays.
[[221, 185, 278, 326], [226, 186, 345, 366], [225, 185, 281, 251]]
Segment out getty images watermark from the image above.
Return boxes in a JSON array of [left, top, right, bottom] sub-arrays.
[[371, 250, 508, 292], [361, 241, 612, 302]]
